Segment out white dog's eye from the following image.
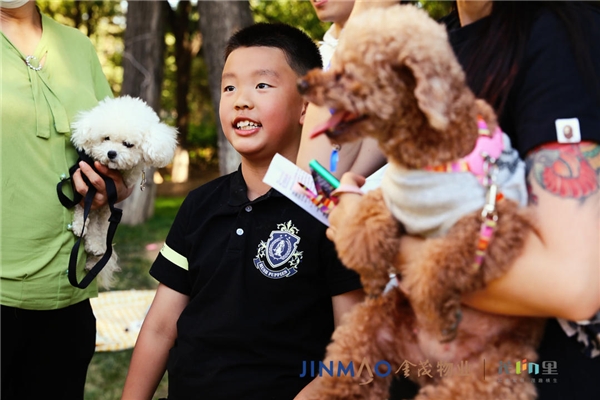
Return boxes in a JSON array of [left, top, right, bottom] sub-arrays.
[[104, 136, 110, 141], [123, 141, 134, 148]]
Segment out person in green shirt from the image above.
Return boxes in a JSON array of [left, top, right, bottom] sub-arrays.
[[1, 2, 132, 399]]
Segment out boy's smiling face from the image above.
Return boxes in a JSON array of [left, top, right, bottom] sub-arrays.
[[220, 46, 306, 163]]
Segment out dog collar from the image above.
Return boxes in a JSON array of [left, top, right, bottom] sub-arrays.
[[424, 116, 504, 184]]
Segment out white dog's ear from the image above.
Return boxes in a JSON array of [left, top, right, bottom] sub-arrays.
[[142, 123, 178, 168], [70, 110, 94, 150], [403, 56, 450, 131]]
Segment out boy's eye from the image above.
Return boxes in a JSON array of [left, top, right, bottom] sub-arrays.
[[123, 141, 134, 148], [223, 85, 235, 92], [256, 83, 272, 89]]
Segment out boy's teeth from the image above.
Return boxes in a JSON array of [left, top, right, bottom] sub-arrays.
[[236, 120, 260, 129]]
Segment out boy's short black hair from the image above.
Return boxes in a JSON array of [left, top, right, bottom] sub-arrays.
[[225, 23, 323, 76]]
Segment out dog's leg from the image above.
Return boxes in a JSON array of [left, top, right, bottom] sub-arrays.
[[402, 201, 533, 342], [309, 289, 421, 400], [82, 208, 111, 257], [71, 205, 88, 238], [333, 189, 404, 297], [95, 249, 120, 289]]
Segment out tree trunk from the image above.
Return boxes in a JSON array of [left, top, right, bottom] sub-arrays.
[[197, 0, 254, 175], [169, 0, 200, 183], [119, 0, 168, 225]]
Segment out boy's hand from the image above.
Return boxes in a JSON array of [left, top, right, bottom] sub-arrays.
[[73, 161, 134, 210]]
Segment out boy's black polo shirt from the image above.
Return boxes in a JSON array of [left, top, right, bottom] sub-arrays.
[[151, 167, 362, 400]]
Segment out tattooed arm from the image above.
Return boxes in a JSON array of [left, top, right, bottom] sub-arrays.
[[461, 141, 600, 320]]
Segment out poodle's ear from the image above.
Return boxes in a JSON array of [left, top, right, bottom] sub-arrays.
[[403, 56, 451, 131], [141, 123, 178, 168], [70, 111, 93, 150]]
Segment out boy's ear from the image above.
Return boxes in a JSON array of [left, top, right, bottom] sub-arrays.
[[299, 101, 309, 125]]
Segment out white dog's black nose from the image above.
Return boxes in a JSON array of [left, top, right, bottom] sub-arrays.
[[107, 150, 117, 160]]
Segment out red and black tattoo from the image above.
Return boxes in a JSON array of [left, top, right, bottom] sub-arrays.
[[525, 141, 600, 205]]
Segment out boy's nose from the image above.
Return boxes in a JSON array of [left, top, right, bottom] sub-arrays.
[[234, 93, 253, 110]]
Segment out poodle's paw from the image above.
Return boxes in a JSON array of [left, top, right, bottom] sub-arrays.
[[85, 254, 101, 272], [334, 189, 403, 295], [71, 213, 88, 238], [92, 249, 120, 289], [84, 237, 107, 257]]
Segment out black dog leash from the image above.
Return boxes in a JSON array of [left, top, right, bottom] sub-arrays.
[[56, 150, 123, 289]]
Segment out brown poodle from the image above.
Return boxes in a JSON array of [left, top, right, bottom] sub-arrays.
[[298, 5, 545, 400]]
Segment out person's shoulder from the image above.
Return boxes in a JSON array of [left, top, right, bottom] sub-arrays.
[[529, 4, 600, 44], [41, 13, 85, 39], [522, 4, 600, 73], [42, 13, 94, 52]]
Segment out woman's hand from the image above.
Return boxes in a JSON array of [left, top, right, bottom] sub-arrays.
[[73, 161, 134, 210], [326, 172, 366, 242]]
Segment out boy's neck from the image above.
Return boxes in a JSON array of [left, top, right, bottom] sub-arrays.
[[241, 160, 271, 201], [241, 151, 297, 201]]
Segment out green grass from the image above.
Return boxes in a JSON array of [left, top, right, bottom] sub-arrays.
[[84, 196, 184, 400]]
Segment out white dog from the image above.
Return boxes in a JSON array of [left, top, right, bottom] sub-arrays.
[[70, 96, 178, 288]]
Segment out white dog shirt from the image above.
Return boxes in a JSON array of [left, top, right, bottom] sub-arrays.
[[380, 124, 528, 238]]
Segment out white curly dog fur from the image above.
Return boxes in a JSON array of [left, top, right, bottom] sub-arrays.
[[70, 96, 178, 288]]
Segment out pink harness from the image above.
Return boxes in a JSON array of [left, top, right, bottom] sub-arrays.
[[425, 116, 505, 270], [425, 116, 504, 184]]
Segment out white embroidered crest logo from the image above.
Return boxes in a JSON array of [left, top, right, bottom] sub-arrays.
[[253, 220, 303, 279]]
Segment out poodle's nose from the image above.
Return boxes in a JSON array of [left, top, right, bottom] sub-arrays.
[[297, 78, 310, 94], [107, 150, 117, 160]]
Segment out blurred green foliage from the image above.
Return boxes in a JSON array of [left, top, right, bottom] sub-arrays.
[[37, 0, 452, 169], [251, 0, 328, 40]]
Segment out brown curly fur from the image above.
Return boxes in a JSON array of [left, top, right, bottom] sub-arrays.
[[299, 5, 545, 399]]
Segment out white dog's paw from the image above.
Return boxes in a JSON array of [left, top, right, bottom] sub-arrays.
[[71, 205, 89, 238]]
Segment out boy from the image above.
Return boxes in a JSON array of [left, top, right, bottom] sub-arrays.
[[122, 23, 363, 400]]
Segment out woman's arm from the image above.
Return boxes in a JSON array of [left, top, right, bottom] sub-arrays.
[[462, 142, 600, 320], [121, 284, 189, 400]]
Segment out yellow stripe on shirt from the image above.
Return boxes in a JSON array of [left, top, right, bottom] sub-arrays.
[[160, 243, 189, 271]]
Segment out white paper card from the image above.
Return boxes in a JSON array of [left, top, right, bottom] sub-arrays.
[[263, 153, 330, 226]]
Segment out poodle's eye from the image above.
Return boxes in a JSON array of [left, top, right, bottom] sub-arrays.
[[123, 141, 134, 148], [334, 72, 342, 82], [104, 137, 110, 141]]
